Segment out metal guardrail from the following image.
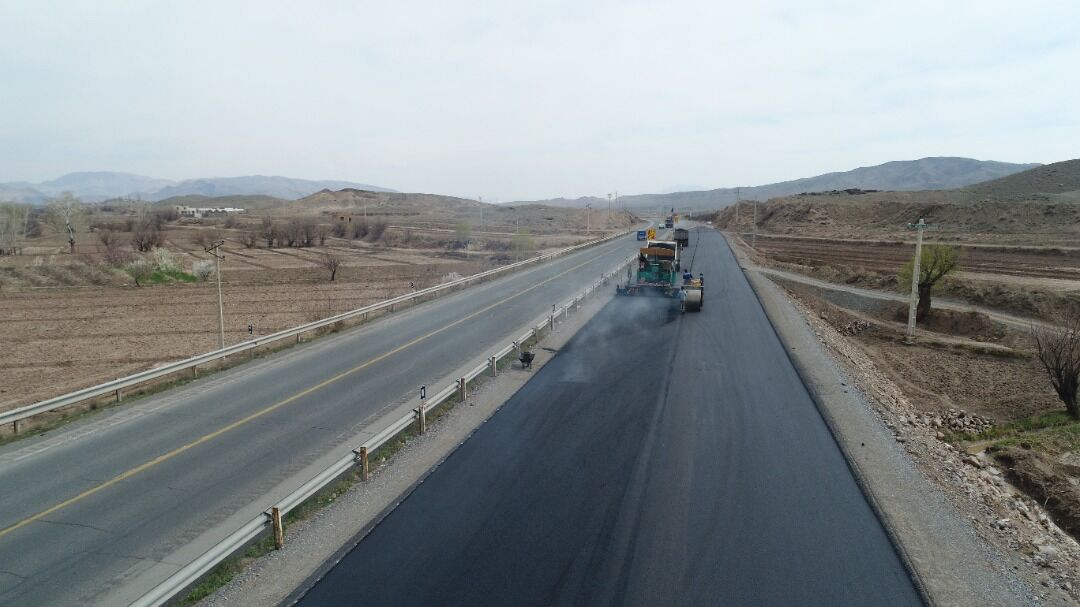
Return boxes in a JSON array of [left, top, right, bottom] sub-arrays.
[[128, 253, 634, 607], [2, 232, 629, 429]]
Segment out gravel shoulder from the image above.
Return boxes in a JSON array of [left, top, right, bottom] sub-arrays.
[[198, 279, 619, 607], [724, 231, 1053, 606]]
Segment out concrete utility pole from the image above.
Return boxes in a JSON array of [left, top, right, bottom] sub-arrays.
[[204, 241, 227, 350], [607, 193, 612, 228], [585, 203, 591, 234], [735, 187, 740, 224], [905, 217, 929, 344], [752, 200, 758, 248]]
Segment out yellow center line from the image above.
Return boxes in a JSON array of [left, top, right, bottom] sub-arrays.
[[0, 248, 619, 541]]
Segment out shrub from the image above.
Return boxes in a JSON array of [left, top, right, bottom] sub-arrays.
[[151, 248, 182, 273], [192, 259, 215, 282]]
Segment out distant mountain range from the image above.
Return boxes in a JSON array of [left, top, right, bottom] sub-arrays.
[[518, 157, 1041, 211], [0, 172, 395, 204]]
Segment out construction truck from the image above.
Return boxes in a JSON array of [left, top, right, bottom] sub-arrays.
[[674, 227, 689, 248], [617, 240, 702, 313], [617, 240, 679, 297]]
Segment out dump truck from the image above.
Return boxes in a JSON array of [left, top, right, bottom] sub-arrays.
[[674, 227, 689, 248]]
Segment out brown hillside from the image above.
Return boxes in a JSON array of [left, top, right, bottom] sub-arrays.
[[965, 159, 1080, 201]]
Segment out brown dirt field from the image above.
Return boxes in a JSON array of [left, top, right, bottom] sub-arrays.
[[0, 272, 478, 411], [0, 205, 622, 413], [753, 235, 1080, 282], [791, 288, 1061, 423]]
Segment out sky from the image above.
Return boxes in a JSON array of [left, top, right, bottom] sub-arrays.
[[1, 0, 1078, 200]]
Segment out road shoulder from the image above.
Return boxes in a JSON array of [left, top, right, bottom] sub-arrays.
[[724, 232, 1040, 607]]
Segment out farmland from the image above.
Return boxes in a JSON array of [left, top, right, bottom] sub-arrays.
[[0, 192, 629, 412]]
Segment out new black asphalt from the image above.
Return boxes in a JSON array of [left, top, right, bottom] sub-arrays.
[[295, 229, 922, 606]]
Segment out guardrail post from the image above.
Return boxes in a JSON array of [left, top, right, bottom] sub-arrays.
[[458, 377, 467, 402], [192, 365, 198, 378], [416, 402, 427, 434], [490, 356, 497, 377], [12, 420, 22, 435], [296, 333, 301, 344], [356, 446, 369, 481], [270, 507, 284, 550], [115, 389, 122, 403]]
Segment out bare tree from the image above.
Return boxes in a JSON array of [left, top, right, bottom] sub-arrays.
[[350, 218, 369, 240], [316, 223, 328, 246], [319, 252, 342, 281], [98, 230, 131, 266], [194, 229, 222, 249], [240, 231, 259, 248], [0, 203, 30, 255], [1033, 308, 1080, 419], [367, 219, 387, 241], [45, 192, 84, 253], [131, 218, 163, 252], [899, 244, 959, 320], [282, 220, 300, 247], [260, 217, 277, 247]]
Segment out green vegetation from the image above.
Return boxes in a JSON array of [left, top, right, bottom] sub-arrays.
[[957, 410, 1080, 456], [149, 269, 197, 284], [898, 244, 959, 320]]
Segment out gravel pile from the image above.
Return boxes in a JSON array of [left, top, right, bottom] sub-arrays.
[[934, 408, 995, 435]]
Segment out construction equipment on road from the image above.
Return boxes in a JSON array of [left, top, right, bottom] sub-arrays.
[[646, 227, 657, 240], [674, 227, 689, 248], [680, 270, 704, 312], [617, 240, 702, 313]]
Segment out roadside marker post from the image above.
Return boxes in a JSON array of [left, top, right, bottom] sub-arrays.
[[417, 386, 427, 434], [356, 446, 369, 481], [269, 507, 284, 550]]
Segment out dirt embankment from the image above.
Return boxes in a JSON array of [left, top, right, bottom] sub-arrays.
[[995, 447, 1080, 541]]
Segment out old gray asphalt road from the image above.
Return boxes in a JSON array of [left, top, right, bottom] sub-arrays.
[[295, 228, 922, 607], [0, 235, 638, 606]]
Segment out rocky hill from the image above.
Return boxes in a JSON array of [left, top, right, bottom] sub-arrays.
[[708, 159, 1080, 244], [964, 159, 1080, 201], [524, 157, 1040, 211]]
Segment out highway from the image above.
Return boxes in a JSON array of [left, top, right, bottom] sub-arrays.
[[295, 228, 923, 606], [0, 234, 638, 606]]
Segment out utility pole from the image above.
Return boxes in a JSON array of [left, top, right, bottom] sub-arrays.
[[752, 200, 758, 248], [205, 240, 226, 350], [905, 218, 929, 344], [735, 187, 740, 224], [607, 193, 612, 228], [585, 203, 591, 234]]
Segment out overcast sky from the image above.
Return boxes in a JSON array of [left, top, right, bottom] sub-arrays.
[[1, 0, 1077, 200]]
